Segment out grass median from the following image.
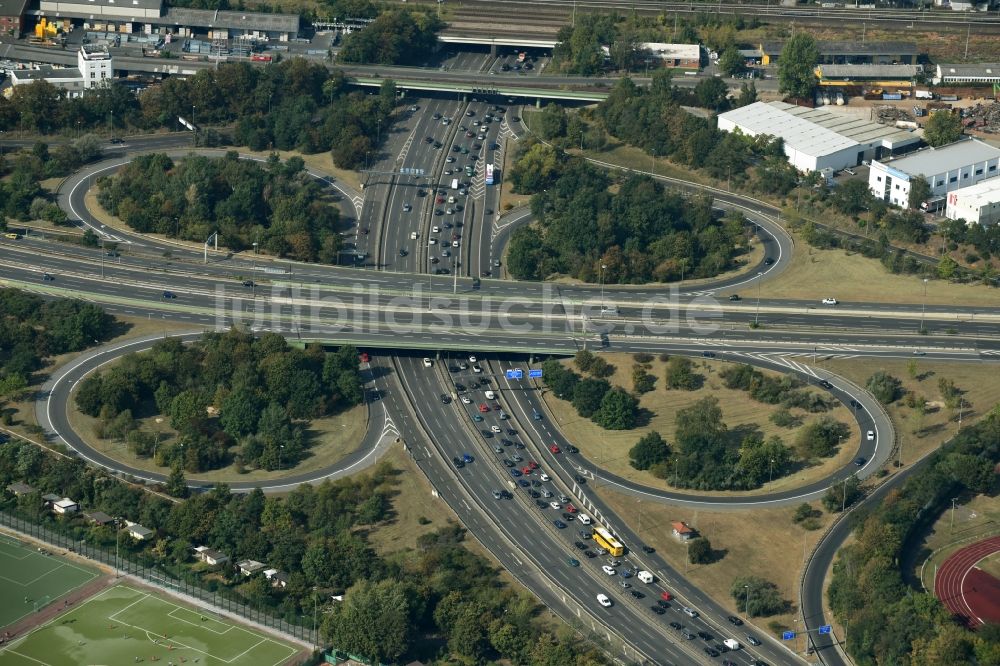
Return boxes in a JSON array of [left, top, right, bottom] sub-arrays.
[[757, 239, 999, 307]]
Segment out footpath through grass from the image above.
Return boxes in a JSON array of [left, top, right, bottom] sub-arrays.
[[0, 534, 99, 628], [0, 584, 300, 666]]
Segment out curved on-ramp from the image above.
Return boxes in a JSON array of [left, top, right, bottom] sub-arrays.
[[36, 331, 396, 493]]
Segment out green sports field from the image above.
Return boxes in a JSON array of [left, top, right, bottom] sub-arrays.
[[0, 533, 99, 628], [0, 584, 301, 666]]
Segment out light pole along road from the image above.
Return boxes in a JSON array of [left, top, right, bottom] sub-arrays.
[[7, 124, 1000, 666]]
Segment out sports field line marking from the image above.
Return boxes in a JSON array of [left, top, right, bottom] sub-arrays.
[[167, 606, 233, 634], [227, 636, 266, 663], [0, 585, 130, 657], [0, 539, 32, 560], [5, 648, 52, 666], [107, 590, 152, 620], [112, 593, 286, 663]]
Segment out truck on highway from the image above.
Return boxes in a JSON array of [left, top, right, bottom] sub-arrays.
[[451, 178, 459, 190], [637, 570, 654, 584], [723, 638, 741, 650]]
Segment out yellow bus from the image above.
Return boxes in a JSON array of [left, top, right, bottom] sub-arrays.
[[592, 526, 625, 557]]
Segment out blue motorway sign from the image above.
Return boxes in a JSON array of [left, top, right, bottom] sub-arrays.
[[528, 369, 543, 378], [819, 625, 832, 635], [506, 369, 523, 380], [782, 631, 796, 641]]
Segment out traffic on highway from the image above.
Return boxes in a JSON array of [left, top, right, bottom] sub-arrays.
[[3, 95, 998, 666]]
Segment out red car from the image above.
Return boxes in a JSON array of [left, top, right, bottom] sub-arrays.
[[436, 196, 445, 204], [521, 466, 532, 475], [565, 503, 577, 513], [359, 352, 370, 363], [528, 461, 539, 470], [660, 591, 673, 601], [550, 444, 561, 454], [479, 404, 490, 413]]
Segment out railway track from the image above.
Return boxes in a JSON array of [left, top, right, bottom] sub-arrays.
[[438, 0, 1000, 33]]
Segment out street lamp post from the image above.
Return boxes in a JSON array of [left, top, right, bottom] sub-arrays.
[[920, 278, 928, 333], [600, 264, 607, 311], [754, 272, 763, 325], [769, 458, 775, 483], [278, 444, 285, 471], [114, 517, 121, 578], [312, 587, 319, 650], [744, 584, 751, 620]]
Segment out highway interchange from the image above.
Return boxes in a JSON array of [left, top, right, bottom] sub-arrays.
[[2, 96, 999, 666]]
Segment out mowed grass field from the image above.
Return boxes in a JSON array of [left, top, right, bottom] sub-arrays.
[[0, 534, 99, 628], [0, 584, 300, 666]]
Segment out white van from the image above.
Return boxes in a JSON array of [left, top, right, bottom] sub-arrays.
[[451, 178, 459, 190], [577, 515, 591, 525], [409, 231, 418, 240], [723, 639, 741, 651], [484, 390, 496, 400], [637, 570, 654, 584], [448, 195, 456, 204]]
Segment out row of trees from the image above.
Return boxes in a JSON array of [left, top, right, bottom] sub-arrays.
[[0, 438, 610, 665], [594, 73, 797, 197], [337, 9, 442, 65], [97, 152, 342, 261], [506, 143, 749, 283], [0, 58, 394, 169], [0, 289, 115, 406], [828, 406, 1000, 665], [719, 364, 834, 413], [74, 330, 363, 472]]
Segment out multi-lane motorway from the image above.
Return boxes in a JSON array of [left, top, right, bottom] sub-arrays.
[[3, 101, 999, 666]]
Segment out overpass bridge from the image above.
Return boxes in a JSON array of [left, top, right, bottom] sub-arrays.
[[438, 33, 558, 54], [0, 42, 613, 101], [352, 76, 608, 102]]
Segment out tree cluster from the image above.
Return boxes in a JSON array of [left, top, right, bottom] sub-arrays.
[[828, 406, 1000, 665], [866, 370, 903, 405], [541, 358, 639, 430], [337, 9, 442, 66], [594, 74, 794, 196], [506, 145, 748, 283], [0, 140, 104, 224], [0, 289, 114, 403], [719, 363, 832, 412], [74, 330, 363, 472], [0, 437, 612, 666], [670, 396, 792, 490], [729, 576, 789, 617], [0, 59, 392, 169], [97, 152, 342, 261]]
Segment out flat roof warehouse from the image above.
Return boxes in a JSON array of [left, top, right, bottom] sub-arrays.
[[31, 0, 299, 36]]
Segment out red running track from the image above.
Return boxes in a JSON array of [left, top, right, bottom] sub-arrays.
[[934, 535, 1000, 628]]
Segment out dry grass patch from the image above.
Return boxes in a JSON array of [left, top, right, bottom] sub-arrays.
[[364, 448, 521, 588], [365, 447, 457, 554], [601, 485, 831, 640], [498, 137, 531, 213], [541, 353, 859, 495], [757, 239, 1000, 307], [821, 357, 1000, 465]]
